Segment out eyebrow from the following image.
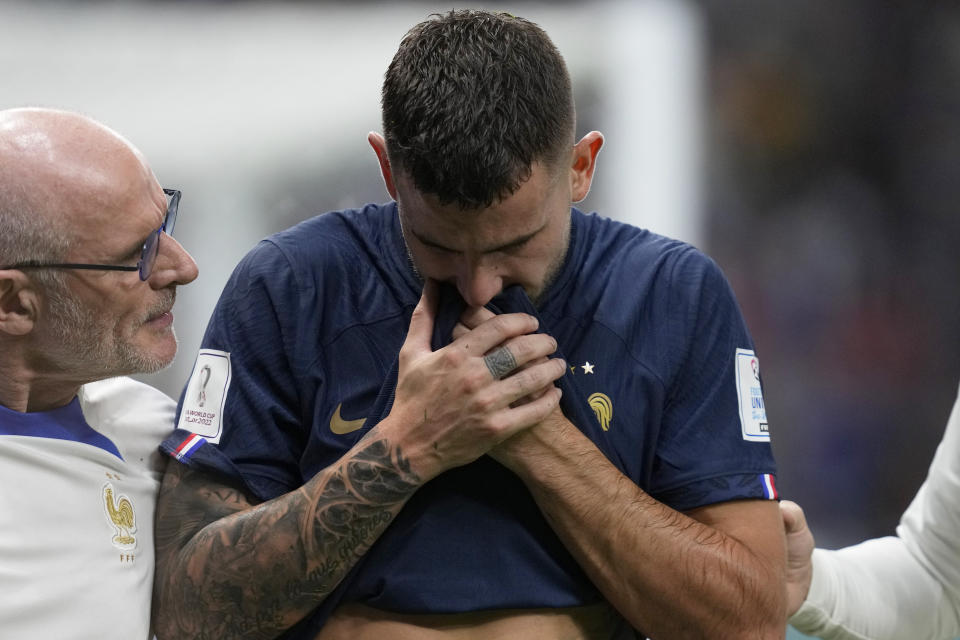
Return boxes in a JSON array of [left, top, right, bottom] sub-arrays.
[[412, 222, 547, 254]]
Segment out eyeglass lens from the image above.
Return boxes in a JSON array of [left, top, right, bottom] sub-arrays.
[[138, 190, 180, 281]]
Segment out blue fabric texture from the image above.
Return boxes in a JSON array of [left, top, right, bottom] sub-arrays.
[[160, 203, 779, 636]]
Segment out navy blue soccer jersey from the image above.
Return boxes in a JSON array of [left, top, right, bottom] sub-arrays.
[[162, 203, 778, 633]]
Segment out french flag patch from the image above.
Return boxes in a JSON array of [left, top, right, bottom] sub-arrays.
[[759, 473, 778, 500], [173, 433, 206, 462]]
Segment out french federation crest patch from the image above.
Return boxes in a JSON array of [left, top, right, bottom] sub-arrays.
[[734, 348, 770, 442], [177, 349, 231, 445]]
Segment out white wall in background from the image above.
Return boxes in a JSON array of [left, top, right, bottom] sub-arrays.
[[0, 0, 702, 397]]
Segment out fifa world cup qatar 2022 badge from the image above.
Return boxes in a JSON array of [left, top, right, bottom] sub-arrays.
[[734, 348, 770, 442], [177, 349, 232, 445]]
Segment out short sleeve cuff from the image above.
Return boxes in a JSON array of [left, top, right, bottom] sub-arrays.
[[654, 471, 779, 512]]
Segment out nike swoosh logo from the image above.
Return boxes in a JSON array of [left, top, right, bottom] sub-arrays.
[[329, 403, 366, 435]]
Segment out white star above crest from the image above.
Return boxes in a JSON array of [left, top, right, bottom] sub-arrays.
[[581, 361, 595, 374]]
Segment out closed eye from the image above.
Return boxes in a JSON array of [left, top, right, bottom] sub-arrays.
[[415, 227, 541, 256], [495, 235, 534, 253], [422, 240, 460, 255]]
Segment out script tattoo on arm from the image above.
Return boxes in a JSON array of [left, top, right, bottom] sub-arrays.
[[153, 434, 421, 640]]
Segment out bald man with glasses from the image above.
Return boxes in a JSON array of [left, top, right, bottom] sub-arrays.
[[0, 107, 198, 639]]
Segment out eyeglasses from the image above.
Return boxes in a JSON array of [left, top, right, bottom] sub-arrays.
[[0, 188, 180, 282]]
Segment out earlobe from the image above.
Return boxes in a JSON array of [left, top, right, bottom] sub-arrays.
[[368, 132, 399, 200], [0, 272, 38, 336], [570, 131, 604, 203]]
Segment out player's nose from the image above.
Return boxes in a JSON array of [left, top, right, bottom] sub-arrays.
[[456, 260, 502, 307]]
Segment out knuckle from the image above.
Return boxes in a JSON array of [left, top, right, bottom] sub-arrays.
[[488, 314, 512, 334], [461, 368, 487, 394], [507, 336, 533, 362], [512, 334, 554, 364], [532, 390, 559, 413], [510, 368, 535, 392], [524, 360, 554, 385], [410, 303, 429, 322], [478, 413, 506, 439], [438, 347, 465, 369], [490, 420, 512, 441], [490, 312, 531, 336], [472, 391, 498, 414], [397, 346, 416, 369]]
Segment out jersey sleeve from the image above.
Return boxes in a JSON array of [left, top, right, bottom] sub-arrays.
[[161, 239, 312, 501], [898, 382, 960, 609], [790, 539, 959, 640], [648, 249, 779, 510]]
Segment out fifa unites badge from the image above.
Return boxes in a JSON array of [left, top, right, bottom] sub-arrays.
[[735, 348, 770, 442], [102, 482, 137, 550]]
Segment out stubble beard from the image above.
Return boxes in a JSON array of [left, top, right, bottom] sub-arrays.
[[45, 283, 177, 378]]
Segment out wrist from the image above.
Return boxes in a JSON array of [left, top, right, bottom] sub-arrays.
[[369, 411, 449, 482]]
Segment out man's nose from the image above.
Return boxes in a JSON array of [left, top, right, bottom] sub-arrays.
[[456, 259, 502, 307], [147, 233, 199, 289]]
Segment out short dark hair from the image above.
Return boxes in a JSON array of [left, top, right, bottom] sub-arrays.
[[382, 10, 575, 210]]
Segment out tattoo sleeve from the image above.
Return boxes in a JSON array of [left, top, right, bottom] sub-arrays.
[[152, 433, 421, 640]]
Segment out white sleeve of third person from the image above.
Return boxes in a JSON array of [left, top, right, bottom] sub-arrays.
[[790, 382, 960, 640]]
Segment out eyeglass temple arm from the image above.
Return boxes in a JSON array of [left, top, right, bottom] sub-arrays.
[[0, 263, 140, 272]]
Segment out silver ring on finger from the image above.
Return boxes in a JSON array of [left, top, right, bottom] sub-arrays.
[[483, 346, 517, 381]]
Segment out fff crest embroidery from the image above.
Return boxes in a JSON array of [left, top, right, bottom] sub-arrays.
[[588, 392, 613, 431], [102, 482, 137, 550]]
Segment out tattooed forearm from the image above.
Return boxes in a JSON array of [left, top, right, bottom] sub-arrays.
[[153, 434, 421, 640]]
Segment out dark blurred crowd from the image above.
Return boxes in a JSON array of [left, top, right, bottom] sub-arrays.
[[701, 0, 960, 545]]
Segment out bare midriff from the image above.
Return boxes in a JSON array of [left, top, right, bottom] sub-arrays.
[[314, 602, 625, 640]]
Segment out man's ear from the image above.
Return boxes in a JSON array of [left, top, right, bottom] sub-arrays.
[[0, 271, 39, 336], [569, 131, 604, 203], [368, 132, 398, 200]]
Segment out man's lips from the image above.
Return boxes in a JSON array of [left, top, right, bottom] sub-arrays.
[[145, 291, 176, 328], [145, 309, 174, 328]]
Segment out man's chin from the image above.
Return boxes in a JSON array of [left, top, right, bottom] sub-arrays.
[[127, 332, 179, 375]]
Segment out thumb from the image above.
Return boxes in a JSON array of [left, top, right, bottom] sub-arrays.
[[780, 498, 816, 617], [780, 499, 807, 535]]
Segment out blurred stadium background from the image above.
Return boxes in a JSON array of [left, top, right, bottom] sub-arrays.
[[3, 1, 958, 637]]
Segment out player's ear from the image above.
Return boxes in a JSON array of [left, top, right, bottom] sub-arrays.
[[368, 132, 398, 200], [0, 270, 39, 336], [569, 131, 604, 203]]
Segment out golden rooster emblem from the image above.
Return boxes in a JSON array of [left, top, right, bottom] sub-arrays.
[[102, 483, 137, 549], [588, 392, 613, 431]]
